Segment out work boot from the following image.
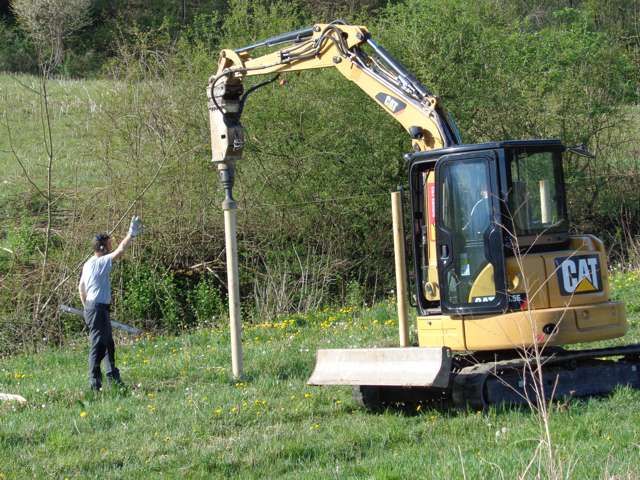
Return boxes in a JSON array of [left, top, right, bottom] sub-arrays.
[[106, 368, 124, 388]]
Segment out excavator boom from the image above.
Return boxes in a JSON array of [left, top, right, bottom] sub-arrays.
[[207, 22, 460, 165]]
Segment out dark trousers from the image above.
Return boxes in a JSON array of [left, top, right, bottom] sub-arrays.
[[84, 302, 120, 389]]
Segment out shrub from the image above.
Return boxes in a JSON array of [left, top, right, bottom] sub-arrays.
[[187, 274, 226, 327]]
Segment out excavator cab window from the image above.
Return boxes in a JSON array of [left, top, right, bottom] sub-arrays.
[[409, 140, 566, 316], [435, 151, 508, 315], [505, 148, 568, 248]]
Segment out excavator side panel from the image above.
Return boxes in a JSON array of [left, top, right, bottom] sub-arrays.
[[417, 301, 626, 351], [416, 316, 466, 350], [462, 301, 626, 350], [545, 236, 610, 308]]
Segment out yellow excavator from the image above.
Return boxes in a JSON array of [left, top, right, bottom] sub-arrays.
[[207, 22, 638, 409]]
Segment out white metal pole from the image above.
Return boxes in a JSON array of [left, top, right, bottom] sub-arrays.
[[391, 191, 409, 347], [539, 179, 552, 225], [219, 163, 243, 379]]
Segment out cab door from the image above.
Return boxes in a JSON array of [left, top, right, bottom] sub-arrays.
[[435, 150, 507, 315]]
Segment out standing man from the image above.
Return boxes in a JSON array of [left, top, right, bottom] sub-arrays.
[[78, 216, 143, 391]]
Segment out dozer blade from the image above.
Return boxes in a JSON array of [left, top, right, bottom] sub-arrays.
[[308, 347, 451, 387]]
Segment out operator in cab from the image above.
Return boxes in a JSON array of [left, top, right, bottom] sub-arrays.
[[78, 216, 143, 391]]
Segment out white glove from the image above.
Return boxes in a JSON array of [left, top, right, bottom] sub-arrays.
[[128, 215, 143, 237]]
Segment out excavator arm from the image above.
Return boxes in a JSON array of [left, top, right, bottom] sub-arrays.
[[207, 22, 461, 164]]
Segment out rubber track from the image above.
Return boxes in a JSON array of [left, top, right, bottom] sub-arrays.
[[452, 344, 640, 409]]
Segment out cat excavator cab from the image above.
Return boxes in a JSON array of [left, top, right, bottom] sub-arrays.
[[207, 22, 639, 409]]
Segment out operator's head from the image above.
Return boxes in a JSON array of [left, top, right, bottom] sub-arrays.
[[92, 233, 112, 256]]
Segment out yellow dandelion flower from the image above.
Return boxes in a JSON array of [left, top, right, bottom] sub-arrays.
[[214, 407, 223, 416], [80, 411, 88, 418], [304, 392, 313, 399]]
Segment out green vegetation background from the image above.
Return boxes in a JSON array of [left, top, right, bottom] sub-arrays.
[[1, 2, 640, 477], [1, 0, 639, 352]]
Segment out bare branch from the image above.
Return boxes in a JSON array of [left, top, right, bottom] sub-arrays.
[[2, 108, 47, 200]]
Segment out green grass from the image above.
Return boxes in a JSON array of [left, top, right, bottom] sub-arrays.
[[0, 74, 117, 192], [2, 73, 640, 478], [2, 297, 640, 479], [611, 270, 640, 316]]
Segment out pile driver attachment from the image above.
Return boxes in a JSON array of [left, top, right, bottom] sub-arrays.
[[207, 22, 637, 410]]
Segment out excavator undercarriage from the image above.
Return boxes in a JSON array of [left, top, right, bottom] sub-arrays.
[[343, 345, 640, 411]]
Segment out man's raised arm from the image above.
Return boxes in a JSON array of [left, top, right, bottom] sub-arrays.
[[111, 216, 143, 260]]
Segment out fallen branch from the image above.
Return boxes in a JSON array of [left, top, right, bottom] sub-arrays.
[[0, 393, 27, 404], [58, 304, 142, 335]]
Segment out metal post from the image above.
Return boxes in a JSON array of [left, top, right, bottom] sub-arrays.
[[391, 191, 409, 347], [219, 163, 243, 378], [539, 179, 552, 225]]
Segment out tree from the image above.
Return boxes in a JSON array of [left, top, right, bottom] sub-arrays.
[[10, 0, 91, 73], [8, 0, 90, 335]]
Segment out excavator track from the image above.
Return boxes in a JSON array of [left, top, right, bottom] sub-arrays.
[[453, 344, 640, 409], [353, 345, 640, 411]]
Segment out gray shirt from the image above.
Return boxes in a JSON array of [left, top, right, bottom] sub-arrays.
[[80, 254, 114, 304]]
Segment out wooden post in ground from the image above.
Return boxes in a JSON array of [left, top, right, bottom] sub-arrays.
[[223, 199, 243, 378], [391, 191, 409, 347], [219, 163, 243, 379]]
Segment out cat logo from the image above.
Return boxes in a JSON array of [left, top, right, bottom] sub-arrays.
[[374, 93, 406, 114], [472, 296, 495, 303], [554, 254, 602, 296]]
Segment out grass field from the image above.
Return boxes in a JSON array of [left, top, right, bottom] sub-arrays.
[[2, 278, 640, 479], [0, 74, 117, 196], [2, 74, 640, 478]]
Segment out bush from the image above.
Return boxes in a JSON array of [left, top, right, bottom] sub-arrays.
[[611, 270, 640, 315], [121, 263, 161, 324], [187, 274, 226, 327], [2, 0, 639, 352], [121, 263, 227, 333], [346, 280, 364, 308], [0, 20, 38, 73]]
